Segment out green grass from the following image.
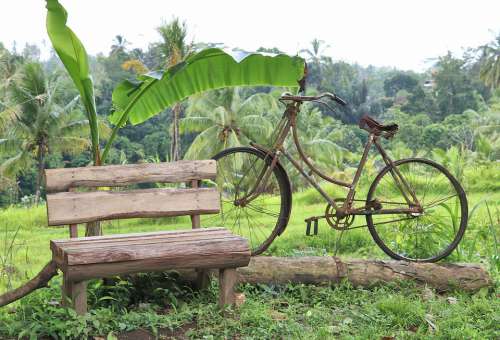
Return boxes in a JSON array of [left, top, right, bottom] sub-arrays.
[[0, 186, 498, 339]]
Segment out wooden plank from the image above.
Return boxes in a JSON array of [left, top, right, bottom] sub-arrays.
[[190, 180, 201, 229], [51, 231, 234, 262], [72, 281, 87, 315], [51, 227, 227, 245], [68, 188, 78, 238], [219, 268, 237, 307], [46, 187, 220, 226], [50, 228, 228, 258], [61, 275, 87, 315], [68, 225, 78, 238], [189, 180, 210, 290], [45, 160, 216, 192], [51, 228, 230, 250], [64, 246, 251, 282], [63, 236, 248, 265]]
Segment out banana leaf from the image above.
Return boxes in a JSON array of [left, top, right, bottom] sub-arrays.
[[109, 49, 305, 127], [103, 48, 305, 160], [45, 0, 100, 164]]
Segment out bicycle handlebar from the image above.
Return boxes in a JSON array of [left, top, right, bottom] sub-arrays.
[[280, 92, 347, 106]]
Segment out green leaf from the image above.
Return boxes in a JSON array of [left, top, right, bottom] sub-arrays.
[[109, 48, 305, 126], [45, 0, 100, 164]]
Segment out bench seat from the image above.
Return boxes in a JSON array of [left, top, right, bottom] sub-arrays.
[[51, 228, 250, 281]]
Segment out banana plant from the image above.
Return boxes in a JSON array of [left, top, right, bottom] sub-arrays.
[[45, 0, 306, 164], [45, 0, 101, 165]]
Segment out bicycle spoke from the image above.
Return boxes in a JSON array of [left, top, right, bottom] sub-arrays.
[[245, 203, 280, 218], [424, 194, 458, 209], [367, 159, 466, 261], [213, 148, 288, 255]]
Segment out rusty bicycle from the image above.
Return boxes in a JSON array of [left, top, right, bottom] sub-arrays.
[[210, 92, 468, 262]]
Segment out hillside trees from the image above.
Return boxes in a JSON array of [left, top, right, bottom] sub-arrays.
[[0, 63, 102, 204], [479, 33, 500, 89], [433, 52, 479, 119]]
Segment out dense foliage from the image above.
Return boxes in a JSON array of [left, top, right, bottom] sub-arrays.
[[1, 25, 499, 204], [0, 20, 499, 338]]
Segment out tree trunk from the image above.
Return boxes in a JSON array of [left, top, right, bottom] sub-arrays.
[[34, 145, 45, 205], [175, 257, 492, 292], [170, 103, 181, 162], [85, 221, 102, 237]]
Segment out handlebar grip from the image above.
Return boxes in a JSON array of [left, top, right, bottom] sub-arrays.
[[333, 94, 347, 106]]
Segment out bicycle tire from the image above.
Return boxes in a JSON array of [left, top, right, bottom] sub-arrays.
[[366, 158, 468, 262], [211, 147, 292, 255]]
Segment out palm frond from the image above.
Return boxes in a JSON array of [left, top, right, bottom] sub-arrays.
[[180, 116, 214, 134], [58, 120, 90, 137], [183, 125, 221, 160], [0, 107, 18, 133], [1, 151, 33, 178], [186, 93, 221, 116], [0, 138, 23, 155], [50, 137, 90, 155], [98, 119, 112, 140], [237, 93, 280, 116]]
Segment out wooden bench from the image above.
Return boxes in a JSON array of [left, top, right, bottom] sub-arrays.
[[44, 160, 250, 315]]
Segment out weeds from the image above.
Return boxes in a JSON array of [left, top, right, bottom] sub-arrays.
[[0, 224, 24, 289], [0, 190, 498, 338]]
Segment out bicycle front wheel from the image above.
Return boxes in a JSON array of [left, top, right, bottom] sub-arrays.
[[209, 147, 292, 255], [366, 158, 468, 262]]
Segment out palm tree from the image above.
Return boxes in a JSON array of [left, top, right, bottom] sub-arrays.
[[0, 47, 23, 107], [180, 88, 279, 159], [156, 18, 192, 161], [110, 35, 130, 57], [479, 34, 500, 89], [0, 62, 102, 204], [300, 39, 330, 87], [300, 38, 330, 64]]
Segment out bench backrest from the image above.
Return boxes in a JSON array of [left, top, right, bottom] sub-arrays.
[[45, 160, 219, 226]]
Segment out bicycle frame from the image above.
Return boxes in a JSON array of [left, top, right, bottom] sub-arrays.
[[236, 101, 422, 217]]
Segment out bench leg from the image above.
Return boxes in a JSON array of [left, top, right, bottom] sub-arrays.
[[62, 275, 87, 315], [196, 269, 210, 290], [218, 268, 237, 308]]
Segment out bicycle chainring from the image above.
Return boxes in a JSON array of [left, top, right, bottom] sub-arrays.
[[325, 202, 355, 231]]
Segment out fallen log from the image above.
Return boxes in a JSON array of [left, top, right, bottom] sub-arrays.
[[0, 256, 491, 308], [0, 261, 59, 307], [177, 257, 492, 292]]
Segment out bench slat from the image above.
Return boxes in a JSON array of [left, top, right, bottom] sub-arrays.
[[46, 187, 220, 226], [51, 227, 228, 245], [64, 246, 250, 281], [50, 228, 251, 281], [63, 236, 245, 265], [50, 229, 232, 261], [45, 160, 216, 192]]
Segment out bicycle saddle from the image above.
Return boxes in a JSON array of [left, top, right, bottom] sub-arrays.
[[359, 115, 399, 137]]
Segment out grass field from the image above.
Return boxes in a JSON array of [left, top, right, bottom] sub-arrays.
[[0, 184, 498, 339]]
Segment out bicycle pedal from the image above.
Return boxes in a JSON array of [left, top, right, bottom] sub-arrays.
[[305, 218, 319, 236]]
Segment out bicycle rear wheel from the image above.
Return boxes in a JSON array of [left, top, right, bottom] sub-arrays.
[[366, 158, 468, 262], [208, 147, 292, 255]]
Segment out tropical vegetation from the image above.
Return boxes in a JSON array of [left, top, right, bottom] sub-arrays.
[[0, 1, 499, 337]]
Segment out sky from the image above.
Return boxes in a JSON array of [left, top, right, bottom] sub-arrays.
[[1, 0, 499, 71]]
